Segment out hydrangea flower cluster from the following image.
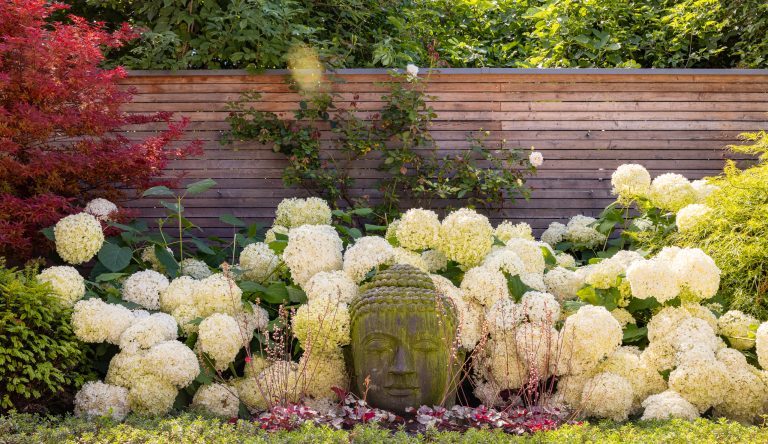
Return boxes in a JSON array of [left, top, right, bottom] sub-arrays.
[[648, 173, 697, 212], [274, 197, 332, 228], [83, 198, 118, 221], [437, 208, 494, 267], [54, 212, 104, 264], [283, 225, 343, 286], [239, 242, 280, 282], [37, 266, 85, 306], [626, 247, 719, 303], [395, 208, 440, 250], [564, 215, 606, 249], [610, 164, 651, 201]]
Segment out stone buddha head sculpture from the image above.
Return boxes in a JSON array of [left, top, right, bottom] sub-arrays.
[[348, 264, 462, 414]]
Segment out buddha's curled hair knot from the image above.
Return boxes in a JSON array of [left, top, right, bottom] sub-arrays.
[[349, 264, 458, 328]]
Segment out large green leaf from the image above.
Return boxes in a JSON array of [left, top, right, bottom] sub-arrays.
[[220, 214, 246, 227], [186, 178, 216, 195], [155, 244, 178, 278], [504, 272, 532, 301], [142, 186, 174, 197], [97, 243, 133, 272], [622, 324, 648, 344]]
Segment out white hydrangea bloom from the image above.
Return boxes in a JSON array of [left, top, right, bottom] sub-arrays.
[[395, 208, 440, 250], [540, 221, 567, 246], [140, 246, 174, 272], [520, 272, 547, 292], [482, 249, 525, 276], [718, 310, 758, 350], [54, 212, 104, 265], [72, 298, 135, 344], [675, 204, 711, 233], [514, 322, 559, 376], [234, 302, 269, 334], [105, 350, 147, 388], [342, 236, 395, 283], [292, 296, 350, 353], [486, 340, 525, 390], [283, 225, 343, 287], [564, 215, 606, 249], [648, 173, 697, 212], [243, 355, 271, 379], [610, 308, 636, 327], [495, 221, 534, 242], [555, 252, 576, 269], [671, 248, 720, 302], [172, 304, 202, 335], [128, 376, 177, 415], [179, 258, 212, 280], [504, 238, 546, 274], [264, 225, 289, 243], [611, 164, 651, 200], [437, 208, 494, 267], [121, 270, 170, 310], [756, 322, 768, 369], [37, 266, 85, 306], [641, 390, 699, 421], [485, 299, 523, 334], [581, 372, 634, 421], [298, 350, 349, 399], [198, 313, 244, 371], [119, 313, 178, 354], [144, 340, 199, 388], [585, 251, 643, 289], [74, 381, 129, 421], [192, 273, 243, 317], [552, 373, 594, 409], [714, 348, 768, 423], [691, 179, 719, 202], [83, 198, 119, 221], [421, 249, 448, 272], [544, 267, 582, 302], [192, 383, 240, 418], [559, 305, 622, 375], [431, 275, 483, 349], [239, 242, 280, 282], [303, 270, 358, 304], [235, 361, 300, 412], [274, 197, 332, 228], [390, 247, 429, 271], [520, 291, 560, 324], [599, 347, 666, 411], [668, 359, 727, 413], [625, 259, 679, 303], [159, 276, 197, 313], [460, 266, 509, 307]]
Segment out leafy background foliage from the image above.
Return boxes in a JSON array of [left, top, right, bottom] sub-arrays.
[[67, 0, 768, 69]]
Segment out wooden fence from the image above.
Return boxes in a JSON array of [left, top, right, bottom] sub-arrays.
[[120, 69, 768, 237]]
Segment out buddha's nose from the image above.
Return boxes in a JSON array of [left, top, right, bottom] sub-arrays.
[[390, 345, 414, 375]]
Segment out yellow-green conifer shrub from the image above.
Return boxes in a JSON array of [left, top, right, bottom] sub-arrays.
[[0, 260, 93, 413]]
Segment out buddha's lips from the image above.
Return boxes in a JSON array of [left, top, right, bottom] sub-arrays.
[[384, 386, 419, 397]]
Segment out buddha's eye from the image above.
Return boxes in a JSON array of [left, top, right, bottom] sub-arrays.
[[364, 338, 392, 353], [411, 339, 438, 352]]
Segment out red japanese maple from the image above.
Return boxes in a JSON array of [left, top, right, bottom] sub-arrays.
[[0, 0, 202, 262]]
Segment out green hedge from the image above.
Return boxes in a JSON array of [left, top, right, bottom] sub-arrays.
[[3, 414, 768, 444]]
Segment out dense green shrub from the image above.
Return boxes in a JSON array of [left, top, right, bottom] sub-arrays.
[[72, 0, 768, 69], [0, 261, 93, 413], [3, 414, 768, 444]]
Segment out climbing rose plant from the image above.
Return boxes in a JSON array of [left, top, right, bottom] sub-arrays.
[[0, 0, 201, 262]]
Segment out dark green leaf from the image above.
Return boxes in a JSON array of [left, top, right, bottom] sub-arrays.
[[220, 214, 246, 227], [239, 281, 268, 293], [190, 237, 215, 255], [262, 283, 290, 304], [142, 186, 174, 197], [161, 201, 183, 213], [155, 244, 178, 278], [287, 286, 307, 303], [95, 272, 127, 282], [185, 178, 216, 195], [364, 224, 387, 232], [504, 272, 532, 302], [97, 243, 133, 272], [622, 324, 647, 343], [40, 227, 55, 241]]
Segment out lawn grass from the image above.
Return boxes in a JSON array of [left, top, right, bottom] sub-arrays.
[[1, 413, 767, 444]]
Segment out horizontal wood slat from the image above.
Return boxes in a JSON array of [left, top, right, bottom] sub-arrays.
[[119, 69, 768, 235]]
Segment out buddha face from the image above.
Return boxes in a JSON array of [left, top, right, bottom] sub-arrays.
[[351, 309, 458, 414]]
